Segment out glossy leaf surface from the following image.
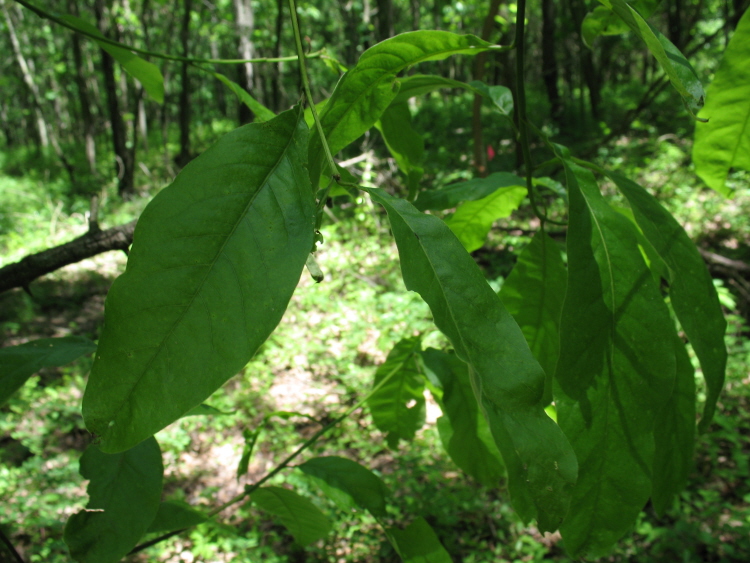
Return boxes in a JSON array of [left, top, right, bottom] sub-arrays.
[[499, 231, 567, 405], [610, 173, 726, 430], [652, 333, 696, 515], [309, 32, 495, 182], [422, 348, 504, 487], [581, 1, 659, 47], [416, 172, 525, 211], [0, 336, 96, 406], [60, 15, 164, 103], [555, 161, 675, 557], [367, 337, 426, 448], [299, 456, 390, 517], [388, 517, 452, 563], [365, 187, 577, 531], [693, 8, 750, 195], [251, 486, 331, 546], [64, 437, 163, 563], [602, 0, 704, 114], [83, 107, 314, 452], [376, 102, 425, 198], [214, 72, 276, 122], [447, 185, 526, 251], [146, 500, 207, 533]]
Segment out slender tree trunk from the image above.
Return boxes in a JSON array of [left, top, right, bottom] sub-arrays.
[[234, 0, 255, 124], [667, 0, 685, 50], [176, 0, 192, 168], [541, 0, 561, 119], [95, 0, 135, 198], [338, 0, 360, 67], [0, 101, 14, 147], [375, 0, 393, 41], [567, 0, 601, 121], [410, 0, 420, 29], [272, 0, 285, 111], [2, 3, 49, 149], [471, 0, 501, 177], [68, 0, 97, 175]]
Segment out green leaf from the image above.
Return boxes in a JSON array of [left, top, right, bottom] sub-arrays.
[[0, 336, 96, 406], [499, 231, 567, 405], [555, 161, 676, 557], [693, 8, 750, 195], [581, 1, 659, 48], [214, 72, 276, 122], [251, 486, 331, 546], [237, 427, 261, 479], [415, 172, 524, 211], [387, 517, 452, 563], [298, 456, 390, 518], [367, 337, 426, 448], [468, 81, 514, 120], [446, 186, 526, 252], [83, 107, 315, 453], [365, 187, 577, 532], [421, 349, 504, 487], [376, 102, 425, 199], [651, 333, 696, 515], [308, 32, 496, 183], [182, 403, 234, 417], [602, 0, 704, 114], [391, 74, 474, 105], [146, 500, 207, 534], [609, 173, 726, 431], [60, 15, 164, 103], [64, 437, 163, 563]]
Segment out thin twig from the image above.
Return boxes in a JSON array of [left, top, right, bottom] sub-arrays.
[[0, 527, 25, 563]]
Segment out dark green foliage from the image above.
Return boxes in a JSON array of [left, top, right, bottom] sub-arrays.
[[83, 107, 314, 453], [0, 336, 95, 406], [64, 438, 163, 563]]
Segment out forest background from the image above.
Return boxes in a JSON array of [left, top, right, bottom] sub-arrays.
[[1, 0, 750, 561]]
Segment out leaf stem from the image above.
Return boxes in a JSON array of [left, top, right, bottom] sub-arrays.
[[287, 0, 339, 185], [14, 0, 323, 66], [0, 527, 25, 563], [128, 361, 404, 555]]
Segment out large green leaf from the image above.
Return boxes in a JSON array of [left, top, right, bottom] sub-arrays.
[[298, 456, 390, 518], [387, 517, 452, 563], [251, 486, 331, 546], [391, 74, 476, 105], [609, 173, 726, 430], [601, 0, 704, 114], [146, 500, 207, 534], [415, 172, 524, 211], [60, 15, 164, 103], [367, 337, 426, 448], [308, 32, 495, 183], [376, 102, 425, 199], [83, 107, 315, 453], [581, 1, 659, 47], [499, 231, 567, 405], [0, 336, 96, 406], [421, 348, 504, 487], [555, 161, 676, 557], [693, 8, 750, 196], [651, 333, 696, 515], [214, 72, 276, 122], [365, 187, 577, 532], [64, 437, 163, 563], [446, 186, 526, 252]]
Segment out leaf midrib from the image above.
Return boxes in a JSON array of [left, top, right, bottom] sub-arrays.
[[103, 121, 300, 434]]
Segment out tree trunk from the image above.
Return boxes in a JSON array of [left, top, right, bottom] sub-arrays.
[[541, 0, 561, 119], [2, 3, 49, 149], [471, 0, 501, 177], [94, 0, 135, 199], [375, 0, 394, 41], [68, 0, 97, 176], [272, 0, 285, 111], [567, 0, 601, 122], [176, 0, 192, 168], [667, 0, 684, 50], [234, 0, 255, 125]]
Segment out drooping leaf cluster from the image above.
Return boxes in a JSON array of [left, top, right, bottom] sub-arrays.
[[1, 1, 748, 561]]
